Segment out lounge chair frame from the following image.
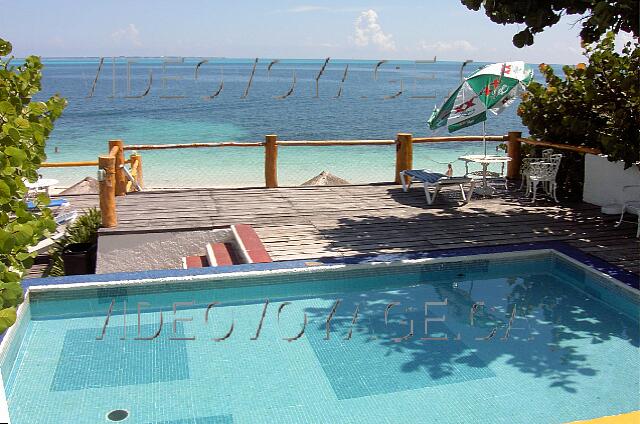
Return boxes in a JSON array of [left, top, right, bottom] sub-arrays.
[[400, 170, 475, 205]]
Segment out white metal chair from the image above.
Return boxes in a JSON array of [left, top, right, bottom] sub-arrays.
[[527, 154, 562, 203], [615, 185, 640, 238], [520, 149, 554, 190]]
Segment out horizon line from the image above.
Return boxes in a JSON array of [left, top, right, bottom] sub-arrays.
[[8, 55, 566, 66]]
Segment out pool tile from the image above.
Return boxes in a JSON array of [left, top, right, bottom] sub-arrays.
[[150, 414, 233, 424], [51, 323, 189, 391]]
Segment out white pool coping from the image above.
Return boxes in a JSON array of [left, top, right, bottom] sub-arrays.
[[0, 373, 9, 423]]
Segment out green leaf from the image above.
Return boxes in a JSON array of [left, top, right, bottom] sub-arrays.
[[14, 117, 30, 129], [0, 230, 15, 253], [28, 102, 47, 115], [36, 192, 50, 206], [0, 307, 17, 334], [0, 101, 17, 119], [0, 38, 12, 56], [0, 282, 22, 303], [4, 146, 27, 165], [12, 224, 34, 245], [6, 127, 20, 143], [0, 180, 10, 200]]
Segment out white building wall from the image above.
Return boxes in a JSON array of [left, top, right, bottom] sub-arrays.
[[583, 154, 640, 206]]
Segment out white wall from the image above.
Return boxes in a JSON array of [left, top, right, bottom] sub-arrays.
[[583, 154, 640, 206]]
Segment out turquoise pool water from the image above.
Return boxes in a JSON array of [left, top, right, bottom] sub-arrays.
[[3, 252, 639, 423]]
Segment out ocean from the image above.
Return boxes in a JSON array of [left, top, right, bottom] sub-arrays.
[[34, 58, 536, 187]]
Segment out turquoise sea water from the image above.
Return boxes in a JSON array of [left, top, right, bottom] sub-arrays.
[[4, 253, 639, 423], [33, 58, 538, 187]]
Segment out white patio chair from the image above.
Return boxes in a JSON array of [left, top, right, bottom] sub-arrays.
[[400, 169, 475, 205], [541, 149, 554, 159], [543, 154, 562, 195], [527, 155, 562, 203], [519, 149, 554, 190], [615, 185, 640, 238]]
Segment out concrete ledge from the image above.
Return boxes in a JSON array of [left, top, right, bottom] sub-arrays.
[[568, 411, 640, 423]]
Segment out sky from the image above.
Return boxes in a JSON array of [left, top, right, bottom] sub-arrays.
[[1, 0, 593, 64]]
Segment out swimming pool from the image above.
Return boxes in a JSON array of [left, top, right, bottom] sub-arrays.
[[1, 250, 638, 423]]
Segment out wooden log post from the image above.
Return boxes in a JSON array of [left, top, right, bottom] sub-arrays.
[[108, 139, 127, 196], [265, 134, 278, 188], [130, 152, 144, 189], [98, 155, 117, 228], [395, 133, 413, 184], [506, 131, 522, 179]]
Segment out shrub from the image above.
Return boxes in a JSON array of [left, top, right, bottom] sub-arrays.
[[0, 38, 67, 332], [517, 33, 639, 197], [47, 208, 101, 277]]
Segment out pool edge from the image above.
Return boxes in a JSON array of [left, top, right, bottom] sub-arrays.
[[1, 242, 638, 424]]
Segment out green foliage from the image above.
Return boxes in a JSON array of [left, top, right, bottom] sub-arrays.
[[0, 38, 67, 333], [47, 208, 101, 277], [461, 0, 639, 47], [518, 34, 639, 167], [517, 33, 639, 197]]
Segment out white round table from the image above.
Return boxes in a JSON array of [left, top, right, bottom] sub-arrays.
[[24, 178, 59, 195], [458, 155, 511, 196]]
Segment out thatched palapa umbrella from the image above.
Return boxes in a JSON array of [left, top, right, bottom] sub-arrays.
[[302, 171, 350, 186]]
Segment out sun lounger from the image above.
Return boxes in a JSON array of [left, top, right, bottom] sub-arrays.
[[26, 198, 69, 210], [400, 169, 475, 205], [27, 210, 79, 254]]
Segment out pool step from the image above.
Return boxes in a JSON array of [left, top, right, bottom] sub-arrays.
[[232, 224, 272, 264], [206, 242, 236, 267], [182, 255, 208, 269], [181, 224, 272, 269]]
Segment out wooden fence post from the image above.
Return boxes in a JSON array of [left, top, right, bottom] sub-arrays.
[[265, 134, 278, 188], [130, 152, 144, 188], [506, 131, 522, 179], [395, 133, 413, 184], [108, 139, 127, 196], [99, 155, 117, 228]]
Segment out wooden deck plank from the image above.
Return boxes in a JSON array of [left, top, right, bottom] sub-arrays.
[[54, 184, 638, 277]]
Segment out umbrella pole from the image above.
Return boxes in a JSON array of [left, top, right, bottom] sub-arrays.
[[483, 81, 488, 157], [483, 120, 487, 157]]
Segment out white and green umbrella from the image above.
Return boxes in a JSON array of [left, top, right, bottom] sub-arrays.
[[428, 61, 534, 155]]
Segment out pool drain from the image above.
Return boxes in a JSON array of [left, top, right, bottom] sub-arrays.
[[106, 409, 129, 422]]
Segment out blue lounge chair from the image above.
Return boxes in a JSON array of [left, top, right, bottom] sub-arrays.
[[26, 198, 69, 210], [400, 169, 475, 205]]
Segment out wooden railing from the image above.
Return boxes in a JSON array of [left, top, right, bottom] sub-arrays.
[[40, 131, 600, 228], [41, 160, 99, 168], [42, 139, 144, 228]]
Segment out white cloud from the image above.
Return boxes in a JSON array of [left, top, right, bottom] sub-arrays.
[[351, 9, 396, 51], [111, 24, 142, 47], [418, 40, 477, 53]]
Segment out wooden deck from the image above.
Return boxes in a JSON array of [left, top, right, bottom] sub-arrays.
[[73, 183, 640, 275]]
